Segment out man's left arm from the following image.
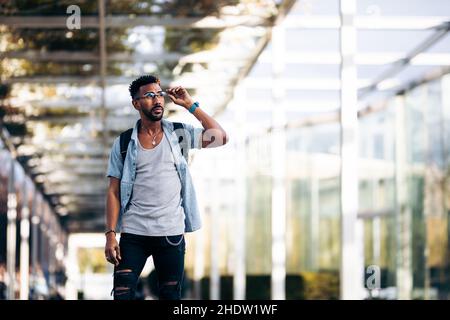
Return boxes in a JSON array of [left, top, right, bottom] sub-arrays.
[[167, 86, 228, 148]]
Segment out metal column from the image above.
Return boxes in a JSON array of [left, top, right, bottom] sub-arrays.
[[210, 174, 220, 300], [30, 193, 40, 299], [6, 159, 17, 300], [372, 180, 381, 267], [193, 179, 205, 299], [422, 86, 431, 300], [19, 180, 30, 300], [339, 0, 365, 300], [98, 0, 109, 155], [394, 95, 413, 299], [233, 86, 247, 300], [271, 24, 287, 300]]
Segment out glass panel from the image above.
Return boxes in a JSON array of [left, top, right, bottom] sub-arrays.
[[286, 123, 340, 299]]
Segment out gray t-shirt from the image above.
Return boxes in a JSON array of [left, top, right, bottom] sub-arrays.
[[121, 131, 185, 236]]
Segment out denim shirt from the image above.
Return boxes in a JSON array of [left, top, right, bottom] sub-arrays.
[[106, 118, 203, 233]]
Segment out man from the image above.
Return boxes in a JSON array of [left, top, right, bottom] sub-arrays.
[[104, 75, 227, 300]]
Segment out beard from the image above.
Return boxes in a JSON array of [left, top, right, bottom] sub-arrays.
[[142, 105, 164, 121]]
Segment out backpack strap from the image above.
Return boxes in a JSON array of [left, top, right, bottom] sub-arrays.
[[119, 128, 133, 164], [172, 122, 187, 159]]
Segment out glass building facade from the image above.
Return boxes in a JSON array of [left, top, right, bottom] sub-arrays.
[[183, 0, 450, 300]]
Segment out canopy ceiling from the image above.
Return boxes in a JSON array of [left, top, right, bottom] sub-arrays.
[[0, 0, 449, 232]]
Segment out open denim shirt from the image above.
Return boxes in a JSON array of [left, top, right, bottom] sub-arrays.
[[106, 118, 203, 233]]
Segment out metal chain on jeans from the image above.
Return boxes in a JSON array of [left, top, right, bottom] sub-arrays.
[[165, 234, 184, 246]]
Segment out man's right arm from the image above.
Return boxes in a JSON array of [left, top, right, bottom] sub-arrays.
[[106, 177, 120, 231], [105, 177, 121, 266]]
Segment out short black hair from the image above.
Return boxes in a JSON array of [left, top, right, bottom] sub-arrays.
[[129, 75, 160, 99]]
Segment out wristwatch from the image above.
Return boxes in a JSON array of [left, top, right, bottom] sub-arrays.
[[188, 101, 199, 113]]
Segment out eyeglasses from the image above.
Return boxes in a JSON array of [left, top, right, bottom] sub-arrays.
[[135, 91, 167, 100]]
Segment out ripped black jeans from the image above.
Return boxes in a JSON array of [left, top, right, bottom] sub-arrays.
[[113, 232, 185, 300]]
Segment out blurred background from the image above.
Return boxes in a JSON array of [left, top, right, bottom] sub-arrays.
[[0, 0, 450, 300]]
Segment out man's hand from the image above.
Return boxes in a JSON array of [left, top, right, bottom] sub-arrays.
[[105, 234, 121, 266], [167, 85, 228, 148], [166, 86, 194, 109]]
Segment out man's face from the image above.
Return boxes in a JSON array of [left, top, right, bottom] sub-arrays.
[[132, 83, 165, 121]]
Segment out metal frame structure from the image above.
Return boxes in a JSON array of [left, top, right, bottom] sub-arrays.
[[1, 0, 450, 301]]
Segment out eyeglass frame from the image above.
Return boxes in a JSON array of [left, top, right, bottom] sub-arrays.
[[134, 91, 167, 101]]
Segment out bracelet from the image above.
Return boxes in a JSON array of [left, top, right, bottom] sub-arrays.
[[188, 101, 199, 113], [105, 229, 116, 236]]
